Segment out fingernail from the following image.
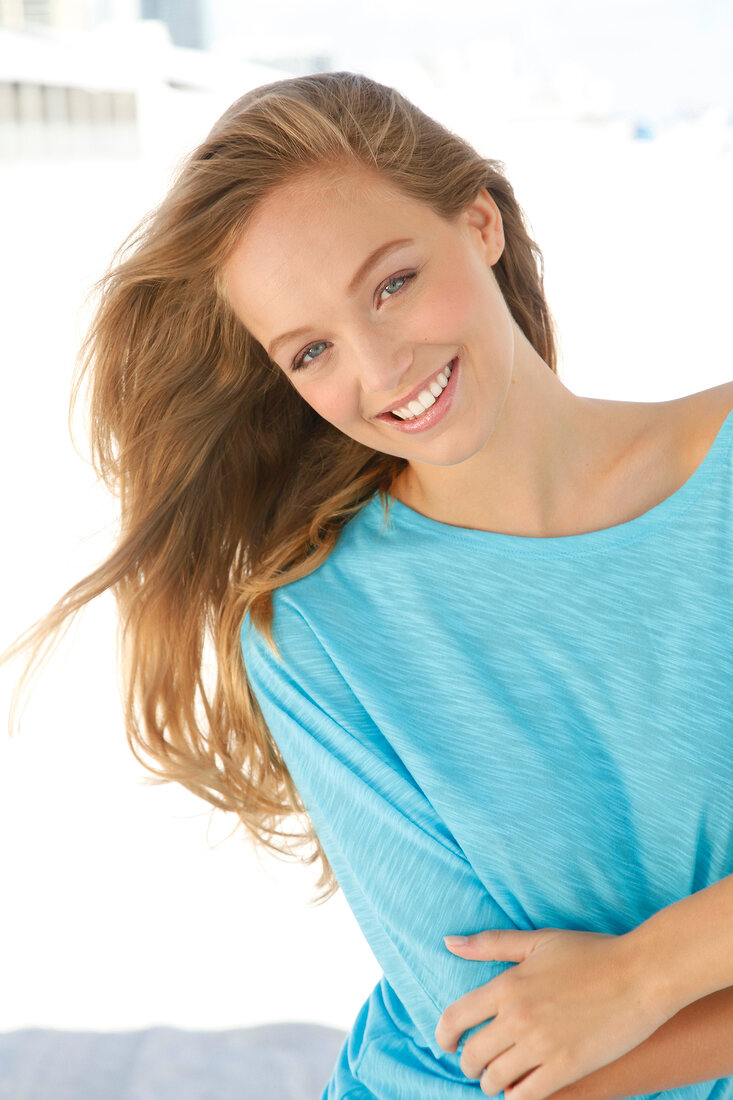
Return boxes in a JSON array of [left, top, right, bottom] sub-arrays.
[[444, 935, 469, 946]]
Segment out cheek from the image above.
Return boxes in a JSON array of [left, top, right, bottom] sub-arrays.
[[422, 267, 491, 340], [297, 379, 357, 425], [429, 285, 472, 335]]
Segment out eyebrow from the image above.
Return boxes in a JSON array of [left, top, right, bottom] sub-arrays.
[[266, 237, 414, 360]]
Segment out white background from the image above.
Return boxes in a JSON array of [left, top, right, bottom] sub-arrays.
[[1, 1, 732, 1036]]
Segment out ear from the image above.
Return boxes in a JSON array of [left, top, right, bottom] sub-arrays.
[[463, 187, 505, 267]]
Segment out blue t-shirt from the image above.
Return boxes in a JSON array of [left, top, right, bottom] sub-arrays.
[[241, 404, 733, 1100]]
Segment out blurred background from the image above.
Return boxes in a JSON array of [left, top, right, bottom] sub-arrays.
[[1, 0, 732, 1041]]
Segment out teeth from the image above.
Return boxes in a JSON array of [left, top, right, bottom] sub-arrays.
[[408, 395, 432, 415], [391, 361, 453, 420]]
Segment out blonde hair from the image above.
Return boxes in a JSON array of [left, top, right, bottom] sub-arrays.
[[3, 71, 558, 904]]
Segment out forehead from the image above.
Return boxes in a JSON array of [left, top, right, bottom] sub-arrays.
[[245, 165, 429, 247], [220, 167, 445, 345]]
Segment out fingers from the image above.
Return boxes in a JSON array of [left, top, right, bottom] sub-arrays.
[[435, 981, 500, 1051], [461, 1032, 517, 1080]]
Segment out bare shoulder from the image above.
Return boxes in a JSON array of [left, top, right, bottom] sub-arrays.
[[602, 382, 733, 522], [668, 380, 733, 468]]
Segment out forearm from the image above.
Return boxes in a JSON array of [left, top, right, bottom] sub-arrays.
[[629, 873, 733, 1014], [548, 984, 733, 1100]]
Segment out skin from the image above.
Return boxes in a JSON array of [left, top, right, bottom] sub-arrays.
[[218, 162, 710, 539]]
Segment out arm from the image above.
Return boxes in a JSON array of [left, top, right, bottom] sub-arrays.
[[626, 872, 733, 1016], [545, 876, 733, 1100], [548, 984, 733, 1100], [434, 871, 733, 1096], [240, 602, 534, 1070]]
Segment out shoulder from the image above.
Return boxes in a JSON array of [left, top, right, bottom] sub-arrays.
[[690, 379, 733, 446], [668, 380, 733, 472], [599, 382, 733, 521]]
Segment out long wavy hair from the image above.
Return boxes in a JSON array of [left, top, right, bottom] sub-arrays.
[[2, 71, 558, 904]]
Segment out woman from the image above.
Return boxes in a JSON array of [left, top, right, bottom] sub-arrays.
[[4, 71, 733, 1100]]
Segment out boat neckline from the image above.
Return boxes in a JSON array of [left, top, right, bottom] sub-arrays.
[[366, 403, 733, 557]]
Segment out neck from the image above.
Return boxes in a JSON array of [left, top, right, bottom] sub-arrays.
[[392, 336, 636, 539]]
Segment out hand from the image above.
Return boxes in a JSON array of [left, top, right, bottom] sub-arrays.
[[434, 926, 672, 1100]]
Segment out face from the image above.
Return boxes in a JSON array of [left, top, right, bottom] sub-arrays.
[[220, 165, 516, 471]]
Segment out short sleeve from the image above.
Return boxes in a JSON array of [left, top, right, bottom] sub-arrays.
[[241, 595, 515, 1094]]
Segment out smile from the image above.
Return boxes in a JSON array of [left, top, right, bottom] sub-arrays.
[[390, 361, 453, 420], [374, 357, 460, 434]]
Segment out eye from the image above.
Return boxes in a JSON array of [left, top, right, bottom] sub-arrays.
[[378, 272, 415, 301], [290, 338, 325, 374], [290, 268, 416, 371]]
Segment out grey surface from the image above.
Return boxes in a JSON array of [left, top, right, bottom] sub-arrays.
[[0, 1022, 347, 1100]]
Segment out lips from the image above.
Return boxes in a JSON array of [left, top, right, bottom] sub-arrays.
[[375, 355, 459, 432], [374, 358, 457, 418]]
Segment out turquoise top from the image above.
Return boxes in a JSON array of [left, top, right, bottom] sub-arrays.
[[241, 404, 733, 1100]]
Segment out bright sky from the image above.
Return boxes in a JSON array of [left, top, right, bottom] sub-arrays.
[[209, 0, 733, 122]]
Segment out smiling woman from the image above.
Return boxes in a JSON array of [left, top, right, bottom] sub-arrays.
[[216, 162, 516, 467], [3, 70, 733, 1100]]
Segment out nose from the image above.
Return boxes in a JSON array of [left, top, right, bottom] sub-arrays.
[[350, 330, 414, 396]]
